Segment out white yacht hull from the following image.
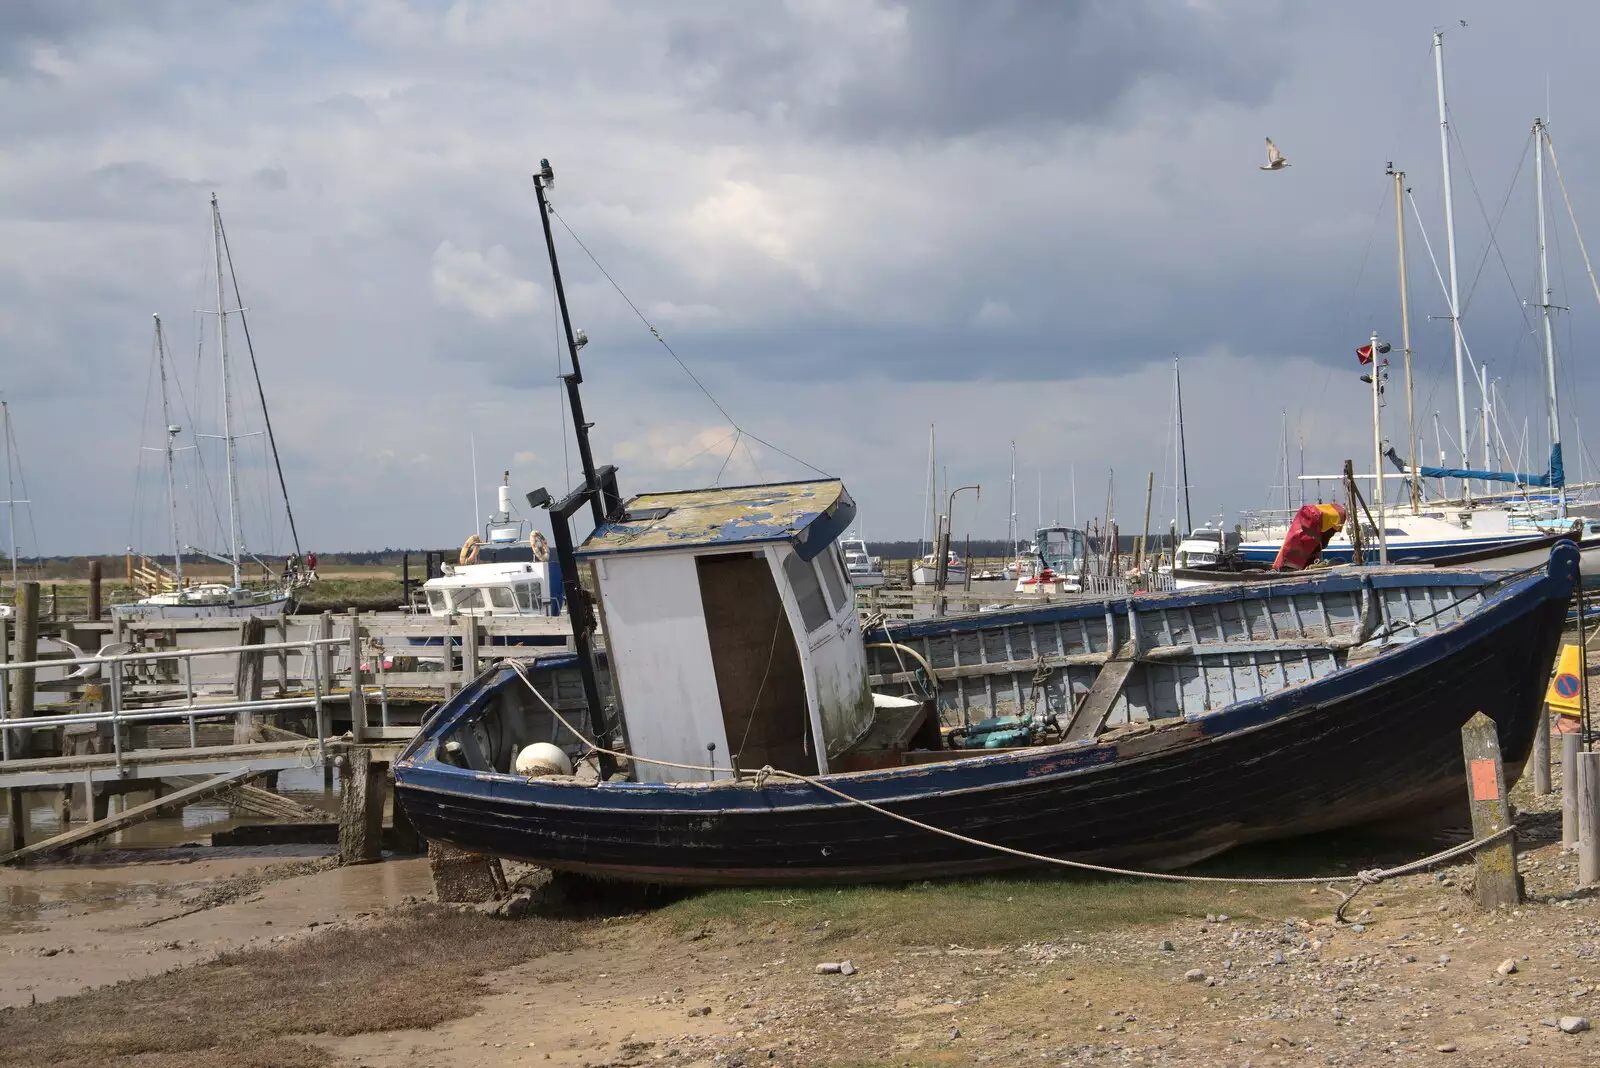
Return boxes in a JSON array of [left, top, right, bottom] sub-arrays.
[[110, 596, 290, 621]]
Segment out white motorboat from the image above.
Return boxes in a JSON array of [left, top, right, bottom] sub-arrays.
[[840, 536, 885, 588]]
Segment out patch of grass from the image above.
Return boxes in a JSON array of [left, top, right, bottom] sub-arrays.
[[293, 576, 405, 612], [656, 872, 1317, 948], [0, 905, 579, 1068]]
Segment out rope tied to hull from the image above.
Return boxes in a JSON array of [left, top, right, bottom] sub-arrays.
[[498, 659, 1517, 918]]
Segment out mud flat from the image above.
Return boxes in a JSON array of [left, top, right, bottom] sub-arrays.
[[0, 770, 1596, 1067]]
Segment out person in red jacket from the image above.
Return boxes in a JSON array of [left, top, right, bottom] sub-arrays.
[[1272, 503, 1347, 571], [305, 550, 318, 580]]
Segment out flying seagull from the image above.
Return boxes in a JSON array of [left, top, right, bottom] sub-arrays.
[[1261, 137, 1290, 170]]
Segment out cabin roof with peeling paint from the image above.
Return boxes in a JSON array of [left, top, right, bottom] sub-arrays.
[[578, 479, 855, 561]]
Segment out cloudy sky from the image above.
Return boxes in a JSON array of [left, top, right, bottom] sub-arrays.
[[3, 0, 1600, 558]]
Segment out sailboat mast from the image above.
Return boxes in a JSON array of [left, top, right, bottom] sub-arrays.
[[2, 400, 16, 591], [211, 195, 243, 589], [1389, 165, 1420, 513], [1007, 441, 1017, 561], [1534, 118, 1566, 515], [154, 315, 183, 582], [1280, 410, 1290, 515], [1174, 357, 1193, 533], [920, 425, 934, 558], [1433, 32, 1471, 502]]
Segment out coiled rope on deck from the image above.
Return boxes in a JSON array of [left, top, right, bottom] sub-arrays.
[[500, 660, 1512, 921]]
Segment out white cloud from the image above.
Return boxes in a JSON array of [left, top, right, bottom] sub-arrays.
[[429, 241, 543, 322], [972, 298, 1016, 327]]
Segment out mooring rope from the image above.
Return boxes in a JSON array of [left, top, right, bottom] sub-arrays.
[[501, 660, 1511, 919]]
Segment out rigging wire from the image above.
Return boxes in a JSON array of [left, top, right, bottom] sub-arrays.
[[544, 204, 831, 479]]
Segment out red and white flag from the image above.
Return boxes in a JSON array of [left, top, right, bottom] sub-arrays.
[[1356, 344, 1375, 365]]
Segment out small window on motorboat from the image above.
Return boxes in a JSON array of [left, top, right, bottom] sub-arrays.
[[454, 588, 485, 611], [488, 587, 517, 610], [426, 590, 448, 613], [818, 548, 849, 614], [515, 583, 540, 611], [781, 552, 832, 632]]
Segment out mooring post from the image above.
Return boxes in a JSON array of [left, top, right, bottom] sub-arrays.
[[274, 613, 289, 697], [1563, 731, 1581, 847], [321, 607, 335, 790], [1578, 751, 1600, 888], [87, 560, 102, 620], [1460, 711, 1520, 908], [11, 582, 39, 759], [347, 609, 367, 744], [461, 612, 480, 683], [337, 747, 385, 865], [1531, 705, 1552, 796]]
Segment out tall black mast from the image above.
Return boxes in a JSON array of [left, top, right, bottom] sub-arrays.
[[530, 160, 620, 776]]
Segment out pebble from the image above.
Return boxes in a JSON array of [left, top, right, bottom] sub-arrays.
[[687, 1006, 711, 1017], [1558, 1016, 1590, 1034], [1437, 954, 1452, 965], [1435, 1043, 1457, 1052], [1350, 924, 1366, 933], [1184, 969, 1206, 982], [1158, 940, 1175, 952], [1496, 959, 1518, 976]]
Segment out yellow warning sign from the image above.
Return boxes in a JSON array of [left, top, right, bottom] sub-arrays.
[[1546, 643, 1584, 714]]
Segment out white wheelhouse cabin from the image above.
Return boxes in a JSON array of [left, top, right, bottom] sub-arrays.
[[577, 479, 873, 784]]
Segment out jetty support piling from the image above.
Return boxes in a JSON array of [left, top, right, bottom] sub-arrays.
[[1579, 751, 1600, 888], [1460, 711, 1520, 908], [9, 581, 39, 759], [337, 746, 385, 865], [87, 560, 102, 620], [347, 608, 367, 743], [233, 616, 266, 743], [1563, 732, 1581, 846]]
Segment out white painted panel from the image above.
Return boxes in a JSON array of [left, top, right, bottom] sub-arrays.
[[595, 554, 728, 784]]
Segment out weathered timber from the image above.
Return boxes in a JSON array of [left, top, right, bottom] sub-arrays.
[[427, 839, 508, 903], [347, 609, 367, 743], [1460, 711, 1520, 908], [337, 746, 385, 864], [1579, 751, 1600, 888], [87, 560, 102, 620], [0, 767, 257, 864], [10, 581, 40, 758], [1062, 642, 1137, 743], [1531, 706, 1551, 795], [167, 774, 331, 822], [233, 616, 266, 744], [1563, 731, 1582, 847], [3, 788, 22, 852]]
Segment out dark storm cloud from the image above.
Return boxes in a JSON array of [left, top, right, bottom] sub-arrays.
[[669, 0, 1288, 138]]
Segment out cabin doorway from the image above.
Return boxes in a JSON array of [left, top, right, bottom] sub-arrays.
[[695, 552, 813, 774]]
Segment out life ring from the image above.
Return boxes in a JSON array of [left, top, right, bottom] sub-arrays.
[[530, 531, 550, 563], [460, 534, 481, 565]]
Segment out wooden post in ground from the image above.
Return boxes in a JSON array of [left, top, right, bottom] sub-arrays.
[[233, 616, 266, 745], [274, 614, 288, 697], [10, 582, 39, 759], [47, 584, 57, 622], [347, 609, 367, 743], [1579, 751, 1600, 888], [337, 748, 385, 865], [1563, 731, 1582, 847], [87, 560, 101, 620], [1531, 706, 1552, 795], [1460, 711, 1520, 908], [460, 613, 480, 683]]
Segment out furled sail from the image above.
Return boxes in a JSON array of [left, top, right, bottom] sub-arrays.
[[1385, 444, 1564, 488]]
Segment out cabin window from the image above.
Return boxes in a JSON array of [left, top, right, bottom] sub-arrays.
[[488, 587, 517, 609], [426, 590, 448, 613], [818, 549, 849, 614], [453, 588, 485, 611], [781, 552, 832, 632], [515, 583, 540, 611]]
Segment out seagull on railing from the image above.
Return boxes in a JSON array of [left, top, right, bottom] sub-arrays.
[[1260, 137, 1290, 171]]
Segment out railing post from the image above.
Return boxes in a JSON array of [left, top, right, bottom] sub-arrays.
[[319, 610, 334, 701], [1563, 732, 1582, 847], [0, 614, 10, 762], [1579, 751, 1600, 888], [108, 661, 125, 773], [348, 608, 367, 743]]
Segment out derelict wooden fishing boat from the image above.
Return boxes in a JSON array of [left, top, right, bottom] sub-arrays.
[[394, 538, 1574, 884], [392, 158, 1572, 886]]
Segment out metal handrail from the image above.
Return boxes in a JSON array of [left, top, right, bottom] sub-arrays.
[[0, 634, 347, 768]]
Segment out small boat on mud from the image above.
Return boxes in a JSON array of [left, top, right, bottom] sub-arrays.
[[393, 160, 1574, 887]]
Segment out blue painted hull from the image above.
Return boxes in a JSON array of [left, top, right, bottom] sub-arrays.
[[395, 547, 1575, 885]]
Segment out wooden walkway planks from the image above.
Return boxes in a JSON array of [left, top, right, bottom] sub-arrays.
[[0, 767, 258, 865]]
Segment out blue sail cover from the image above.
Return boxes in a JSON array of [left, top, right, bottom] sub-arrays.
[[1409, 444, 1564, 488]]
